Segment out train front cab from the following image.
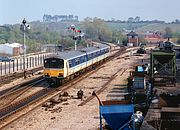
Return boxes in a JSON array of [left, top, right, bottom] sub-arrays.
[[43, 58, 66, 85]]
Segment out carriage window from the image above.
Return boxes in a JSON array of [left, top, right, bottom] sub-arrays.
[[77, 58, 80, 64], [96, 52, 99, 56], [81, 56, 85, 63], [100, 51, 102, 54], [69, 61, 72, 68], [88, 54, 91, 60], [91, 53, 93, 58], [104, 49, 107, 53], [94, 52, 96, 57], [75, 58, 80, 65], [85, 55, 87, 61]]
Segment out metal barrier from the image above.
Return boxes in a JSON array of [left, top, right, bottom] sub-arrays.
[[0, 53, 50, 76]]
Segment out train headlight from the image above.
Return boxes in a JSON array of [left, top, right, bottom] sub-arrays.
[[58, 73, 63, 77], [46, 73, 49, 77]]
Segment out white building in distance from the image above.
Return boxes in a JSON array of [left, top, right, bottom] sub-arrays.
[[0, 43, 23, 56]]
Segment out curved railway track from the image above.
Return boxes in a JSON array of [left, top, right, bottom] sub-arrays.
[[0, 76, 43, 97], [0, 77, 45, 108], [0, 46, 136, 129], [0, 89, 50, 121], [0, 61, 107, 128]]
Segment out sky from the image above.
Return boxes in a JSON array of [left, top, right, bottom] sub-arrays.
[[0, 0, 180, 25]]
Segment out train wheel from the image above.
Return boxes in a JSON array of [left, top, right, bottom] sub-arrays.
[[46, 78, 50, 84], [80, 69, 85, 75], [55, 79, 60, 86], [60, 79, 64, 85], [46, 79, 55, 87], [75, 72, 80, 77], [66, 76, 70, 82], [70, 75, 74, 80], [56, 79, 64, 86], [46, 78, 53, 84]]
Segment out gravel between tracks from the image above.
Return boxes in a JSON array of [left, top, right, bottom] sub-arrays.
[[4, 50, 147, 130]]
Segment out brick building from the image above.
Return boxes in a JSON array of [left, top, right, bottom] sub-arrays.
[[127, 31, 138, 47]]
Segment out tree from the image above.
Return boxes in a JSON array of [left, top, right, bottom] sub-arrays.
[[127, 17, 134, 23], [0, 39, 6, 44], [122, 37, 128, 46], [82, 17, 112, 42], [177, 37, 180, 44], [175, 19, 180, 24], [164, 27, 173, 38], [134, 16, 140, 22], [111, 30, 126, 44]]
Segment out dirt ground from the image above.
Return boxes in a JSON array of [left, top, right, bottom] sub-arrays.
[[3, 50, 147, 130]]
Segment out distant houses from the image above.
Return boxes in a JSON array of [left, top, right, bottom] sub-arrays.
[[126, 30, 166, 46], [0, 43, 23, 56], [144, 31, 164, 43], [43, 14, 79, 22]]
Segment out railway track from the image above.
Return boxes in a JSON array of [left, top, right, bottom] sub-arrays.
[[0, 88, 50, 121], [0, 66, 43, 86], [0, 47, 135, 129], [0, 61, 107, 129], [0, 77, 45, 108], [78, 68, 128, 106], [0, 76, 43, 97]]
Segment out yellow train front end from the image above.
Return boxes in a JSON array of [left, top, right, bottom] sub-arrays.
[[43, 69, 64, 78], [43, 57, 65, 85]]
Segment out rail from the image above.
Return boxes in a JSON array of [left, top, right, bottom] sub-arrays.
[[0, 47, 137, 129], [78, 68, 127, 106]]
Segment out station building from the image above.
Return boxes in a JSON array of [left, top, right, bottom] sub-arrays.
[[0, 43, 23, 56]]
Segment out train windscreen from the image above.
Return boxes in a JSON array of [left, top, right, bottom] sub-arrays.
[[44, 58, 64, 69]]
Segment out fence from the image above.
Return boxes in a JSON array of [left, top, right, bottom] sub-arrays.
[[0, 53, 51, 76]]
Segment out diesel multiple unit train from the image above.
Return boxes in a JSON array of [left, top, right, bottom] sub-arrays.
[[43, 44, 110, 85]]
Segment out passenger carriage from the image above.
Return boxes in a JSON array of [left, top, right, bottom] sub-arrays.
[[43, 44, 110, 85]]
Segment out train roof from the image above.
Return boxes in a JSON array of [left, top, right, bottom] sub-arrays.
[[49, 43, 109, 60]]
